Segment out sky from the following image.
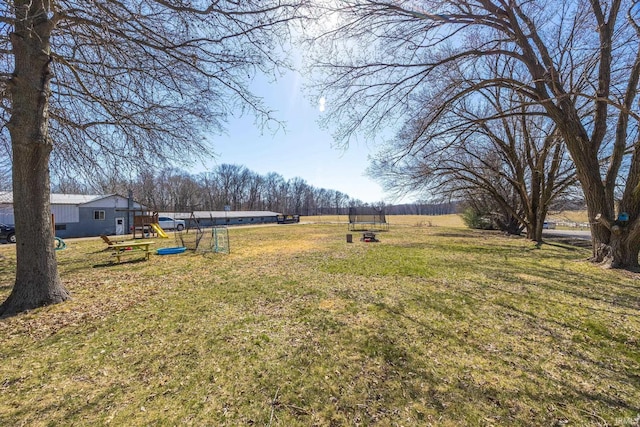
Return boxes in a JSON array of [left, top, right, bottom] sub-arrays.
[[195, 70, 411, 205]]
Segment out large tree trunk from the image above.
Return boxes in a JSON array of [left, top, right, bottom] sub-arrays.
[[556, 141, 640, 269], [575, 181, 640, 269], [556, 114, 640, 269], [0, 1, 70, 317], [592, 213, 640, 270], [601, 233, 640, 269]]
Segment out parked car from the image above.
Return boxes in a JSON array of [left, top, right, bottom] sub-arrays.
[[0, 223, 16, 243], [543, 221, 556, 229], [157, 216, 185, 231]]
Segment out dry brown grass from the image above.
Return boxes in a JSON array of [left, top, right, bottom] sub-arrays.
[[547, 210, 589, 223], [0, 223, 639, 426], [303, 214, 465, 228]]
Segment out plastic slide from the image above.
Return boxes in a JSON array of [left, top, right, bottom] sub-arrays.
[[150, 222, 169, 238]]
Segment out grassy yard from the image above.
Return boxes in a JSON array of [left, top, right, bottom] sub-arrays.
[[0, 216, 638, 426]]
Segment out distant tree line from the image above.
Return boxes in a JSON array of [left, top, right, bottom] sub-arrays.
[[52, 164, 362, 215], [385, 203, 458, 216], [51, 164, 462, 216]]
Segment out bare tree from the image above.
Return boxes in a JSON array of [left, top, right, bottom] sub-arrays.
[[51, 178, 91, 195], [212, 164, 249, 210], [314, 188, 331, 215], [305, 0, 640, 268], [289, 176, 310, 214], [263, 172, 287, 212], [245, 171, 265, 210], [371, 83, 577, 242], [0, 0, 307, 316], [156, 169, 201, 212], [196, 171, 221, 210], [330, 190, 347, 215]]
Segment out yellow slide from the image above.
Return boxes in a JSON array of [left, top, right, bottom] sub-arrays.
[[150, 222, 169, 238]]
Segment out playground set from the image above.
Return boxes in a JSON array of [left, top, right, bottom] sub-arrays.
[[51, 214, 66, 250], [131, 212, 168, 239], [98, 210, 230, 263], [131, 210, 230, 254], [175, 212, 230, 254]]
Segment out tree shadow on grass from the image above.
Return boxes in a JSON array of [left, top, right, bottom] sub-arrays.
[[373, 295, 640, 423], [92, 258, 149, 268], [543, 236, 592, 250], [431, 231, 486, 239], [472, 255, 640, 312]]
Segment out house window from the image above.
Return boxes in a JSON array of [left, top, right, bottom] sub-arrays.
[[55, 224, 67, 231], [94, 210, 106, 220]]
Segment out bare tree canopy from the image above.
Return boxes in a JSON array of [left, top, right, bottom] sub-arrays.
[[2, 0, 305, 180], [304, 0, 640, 268], [0, 0, 307, 316], [371, 84, 578, 241], [368, 51, 579, 241], [92, 163, 357, 215]]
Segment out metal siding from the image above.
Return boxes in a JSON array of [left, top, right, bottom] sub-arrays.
[[51, 205, 80, 223], [53, 208, 118, 238], [0, 205, 14, 225], [75, 207, 119, 237], [0, 193, 146, 238]]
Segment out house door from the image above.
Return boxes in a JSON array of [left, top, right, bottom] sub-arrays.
[[115, 217, 125, 235]]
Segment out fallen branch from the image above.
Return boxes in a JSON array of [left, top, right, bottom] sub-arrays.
[[267, 387, 280, 427]]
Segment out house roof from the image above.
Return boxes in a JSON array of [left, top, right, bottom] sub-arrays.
[[0, 192, 129, 206], [51, 194, 109, 205], [163, 211, 282, 220]]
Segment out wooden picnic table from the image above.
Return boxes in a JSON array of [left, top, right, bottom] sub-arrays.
[[108, 241, 155, 263]]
